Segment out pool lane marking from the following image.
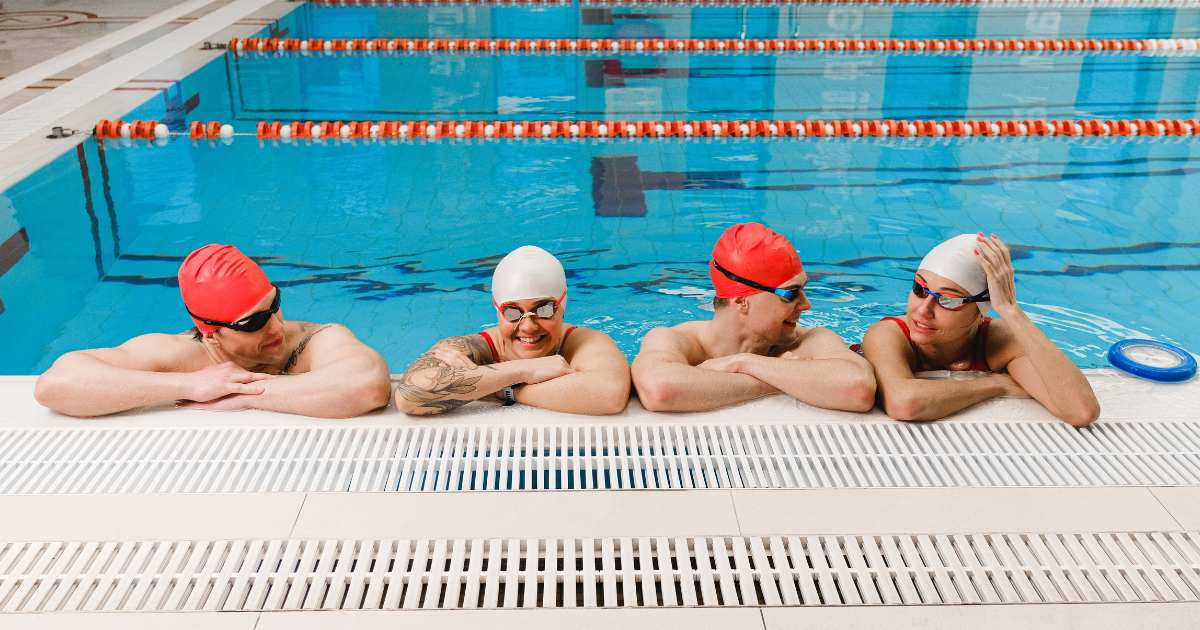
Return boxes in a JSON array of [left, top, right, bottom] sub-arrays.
[[0, 0, 274, 154], [96, 117, 1200, 141], [225, 36, 1200, 56], [0, 0, 219, 105]]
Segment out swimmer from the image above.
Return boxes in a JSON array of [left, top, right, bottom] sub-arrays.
[[34, 244, 391, 418], [861, 233, 1100, 426], [632, 223, 876, 412], [395, 245, 630, 415]]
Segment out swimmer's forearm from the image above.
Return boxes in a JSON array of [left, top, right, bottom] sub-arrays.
[[635, 364, 774, 412], [998, 308, 1099, 423], [395, 361, 527, 415], [34, 353, 191, 417], [515, 370, 630, 415], [249, 358, 391, 418], [878, 377, 1005, 421], [737, 356, 875, 412]]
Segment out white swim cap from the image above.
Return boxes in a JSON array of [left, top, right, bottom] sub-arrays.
[[917, 234, 991, 315], [491, 245, 567, 306]]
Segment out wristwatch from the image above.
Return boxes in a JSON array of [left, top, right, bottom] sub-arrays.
[[502, 385, 518, 406]]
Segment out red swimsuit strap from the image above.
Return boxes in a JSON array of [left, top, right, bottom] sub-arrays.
[[970, 317, 992, 371], [477, 331, 500, 363], [883, 315, 992, 371], [479, 326, 578, 363]]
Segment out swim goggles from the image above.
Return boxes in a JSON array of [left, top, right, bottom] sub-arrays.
[[187, 285, 281, 332], [712, 260, 804, 302], [912, 278, 989, 311], [497, 293, 565, 324]]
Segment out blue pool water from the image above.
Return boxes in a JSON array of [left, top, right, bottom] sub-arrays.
[[1, 5, 1199, 374]]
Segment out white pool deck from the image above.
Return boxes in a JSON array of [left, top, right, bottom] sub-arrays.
[[2, 0, 1200, 627]]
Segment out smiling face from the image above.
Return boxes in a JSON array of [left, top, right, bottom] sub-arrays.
[[207, 287, 287, 365], [496, 296, 565, 359], [906, 270, 982, 344], [741, 271, 811, 345]]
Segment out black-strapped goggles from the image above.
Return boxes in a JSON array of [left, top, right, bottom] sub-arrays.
[[712, 260, 803, 303], [187, 285, 281, 332], [912, 277, 989, 311]]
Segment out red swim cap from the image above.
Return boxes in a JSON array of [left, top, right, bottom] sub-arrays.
[[178, 244, 272, 333], [709, 223, 803, 298]]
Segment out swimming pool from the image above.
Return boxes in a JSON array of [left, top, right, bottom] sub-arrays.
[[1, 4, 1198, 374]]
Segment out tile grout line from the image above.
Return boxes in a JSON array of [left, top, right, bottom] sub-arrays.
[[1147, 487, 1186, 529], [728, 489, 744, 536], [287, 493, 309, 538]]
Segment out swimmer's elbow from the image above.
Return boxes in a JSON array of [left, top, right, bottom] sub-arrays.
[[33, 371, 87, 416], [843, 376, 877, 413], [635, 378, 677, 412], [394, 389, 442, 417], [1059, 398, 1101, 428], [881, 390, 926, 422], [591, 381, 631, 415], [356, 377, 393, 414]]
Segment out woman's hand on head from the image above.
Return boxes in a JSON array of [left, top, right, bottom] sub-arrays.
[[975, 233, 1019, 314]]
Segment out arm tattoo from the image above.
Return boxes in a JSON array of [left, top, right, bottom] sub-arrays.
[[396, 335, 495, 413], [282, 325, 332, 375], [440, 335, 497, 366]]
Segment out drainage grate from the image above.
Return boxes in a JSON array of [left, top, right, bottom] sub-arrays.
[[1, 533, 1198, 612], [0, 422, 1198, 494]]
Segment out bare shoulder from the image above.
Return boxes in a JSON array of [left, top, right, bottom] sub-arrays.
[[431, 332, 495, 365], [560, 325, 622, 359], [783, 326, 851, 359], [636, 322, 704, 364], [96, 332, 208, 372], [982, 317, 1022, 369], [282, 322, 376, 374]]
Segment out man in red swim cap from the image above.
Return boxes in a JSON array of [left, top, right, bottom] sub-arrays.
[[632, 223, 876, 412], [34, 244, 391, 418]]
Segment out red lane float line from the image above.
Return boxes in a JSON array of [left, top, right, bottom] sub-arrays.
[[226, 36, 1200, 55], [96, 118, 1200, 141]]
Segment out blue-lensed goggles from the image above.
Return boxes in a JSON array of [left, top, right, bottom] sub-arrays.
[[712, 260, 803, 302]]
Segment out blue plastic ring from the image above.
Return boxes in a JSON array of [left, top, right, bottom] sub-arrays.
[[1107, 339, 1197, 383]]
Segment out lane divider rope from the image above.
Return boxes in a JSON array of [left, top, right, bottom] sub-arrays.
[[225, 36, 1200, 55], [93, 118, 1200, 141]]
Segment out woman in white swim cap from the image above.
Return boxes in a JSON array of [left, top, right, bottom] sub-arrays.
[[395, 245, 631, 416], [860, 233, 1099, 426]]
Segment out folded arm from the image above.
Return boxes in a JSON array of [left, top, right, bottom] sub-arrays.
[[733, 328, 876, 412], [991, 311, 1100, 427], [632, 328, 775, 412], [976, 234, 1099, 426], [862, 322, 1020, 422], [512, 328, 630, 415], [238, 325, 391, 418], [395, 335, 526, 416], [34, 334, 242, 417]]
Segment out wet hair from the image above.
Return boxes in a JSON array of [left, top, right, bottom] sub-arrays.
[[190, 327, 203, 341], [713, 297, 730, 310]]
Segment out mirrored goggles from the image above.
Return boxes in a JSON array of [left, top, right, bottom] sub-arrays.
[[713, 260, 803, 303], [912, 278, 988, 311], [498, 295, 563, 324], [187, 285, 281, 332]]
